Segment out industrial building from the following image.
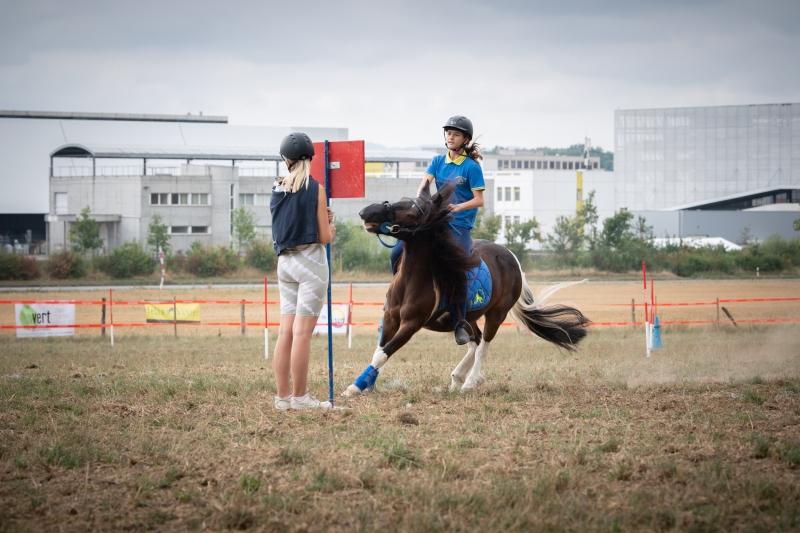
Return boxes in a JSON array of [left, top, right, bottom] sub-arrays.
[[615, 103, 800, 242]]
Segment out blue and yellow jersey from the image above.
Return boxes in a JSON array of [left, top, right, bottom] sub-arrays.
[[426, 152, 485, 229]]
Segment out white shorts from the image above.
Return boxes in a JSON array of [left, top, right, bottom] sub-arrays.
[[277, 243, 329, 316]]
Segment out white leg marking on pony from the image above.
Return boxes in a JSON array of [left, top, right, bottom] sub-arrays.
[[343, 384, 361, 397], [450, 341, 477, 392], [462, 340, 490, 392], [371, 347, 388, 370]]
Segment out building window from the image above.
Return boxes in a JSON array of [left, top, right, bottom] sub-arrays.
[[549, 161, 555, 169], [171, 193, 189, 205], [524, 161, 530, 169], [169, 226, 189, 234], [514, 216, 520, 225], [191, 193, 209, 205], [496, 187, 502, 202], [55, 193, 68, 214], [568, 162, 573, 170], [504, 216, 512, 228], [190, 226, 209, 234], [504, 188, 511, 201], [150, 193, 169, 205], [239, 193, 254, 206], [514, 187, 520, 201]]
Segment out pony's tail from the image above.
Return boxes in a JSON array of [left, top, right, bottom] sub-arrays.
[[508, 254, 591, 351]]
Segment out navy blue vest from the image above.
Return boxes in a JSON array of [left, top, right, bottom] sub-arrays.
[[270, 177, 320, 256]]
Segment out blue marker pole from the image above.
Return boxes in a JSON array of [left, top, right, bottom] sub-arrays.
[[324, 140, 335, 405]]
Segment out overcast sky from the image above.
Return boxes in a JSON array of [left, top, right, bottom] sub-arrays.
[[1, 0, 798, 151]]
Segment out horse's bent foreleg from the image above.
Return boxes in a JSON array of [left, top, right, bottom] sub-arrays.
[[449, 341, 477, 391], [343, 318, 426, 397], [462, 339, 490, 392]]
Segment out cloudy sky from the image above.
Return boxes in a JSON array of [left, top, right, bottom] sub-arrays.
[[1, 0, 798, 151]]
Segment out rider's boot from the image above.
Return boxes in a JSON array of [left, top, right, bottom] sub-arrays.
[[454, 320, 472, 345]]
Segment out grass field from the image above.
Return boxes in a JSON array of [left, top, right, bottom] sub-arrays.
[[2, 308, 800, 530]]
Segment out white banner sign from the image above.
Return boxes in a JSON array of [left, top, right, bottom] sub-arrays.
[[313, 304, 349, 335], [15, 303, 76, 338]]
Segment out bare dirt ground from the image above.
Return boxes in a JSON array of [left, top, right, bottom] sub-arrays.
[[1, 314, 799, 530]]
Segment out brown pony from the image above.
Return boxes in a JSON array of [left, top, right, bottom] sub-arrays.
[[342, 183, 590, 396]]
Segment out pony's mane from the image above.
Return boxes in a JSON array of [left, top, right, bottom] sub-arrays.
[[407, 183, 480, 306]]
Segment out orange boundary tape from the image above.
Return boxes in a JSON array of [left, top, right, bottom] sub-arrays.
[[2, 295, 799, 331]]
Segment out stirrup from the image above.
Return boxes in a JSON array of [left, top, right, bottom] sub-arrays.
[[454, 321, 473, 345]]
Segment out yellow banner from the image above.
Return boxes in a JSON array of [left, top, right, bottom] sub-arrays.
[[145, 303, 201, 323]]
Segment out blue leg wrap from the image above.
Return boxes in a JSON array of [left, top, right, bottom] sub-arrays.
[[354, 364, 380, 391]]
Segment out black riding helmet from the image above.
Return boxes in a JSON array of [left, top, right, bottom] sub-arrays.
[[279, 132, 314, 161], [442, 115, 473, 140]]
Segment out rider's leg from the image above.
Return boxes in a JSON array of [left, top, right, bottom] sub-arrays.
[[451, 228, 474, 345], [389, 241, 404, 275]]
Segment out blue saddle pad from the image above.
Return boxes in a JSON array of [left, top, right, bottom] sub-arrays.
[[437, 259, 492, 312]]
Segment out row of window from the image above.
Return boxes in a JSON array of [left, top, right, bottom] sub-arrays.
[[169, 226, 209, 235], [239, 193, 270, 206], [496, 186, 521, 202], [150, 193, 210, 206], [498, 159, 599, 170]]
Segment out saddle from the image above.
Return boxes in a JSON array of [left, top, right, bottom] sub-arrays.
[[436, 259, 493, 312]]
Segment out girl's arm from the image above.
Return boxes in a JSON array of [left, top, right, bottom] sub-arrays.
[[316, 185, 335, 244], [449, 189, 485, 213]]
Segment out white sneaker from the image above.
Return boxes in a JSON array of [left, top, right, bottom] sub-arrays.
[[274, 395, 291, 411], [290, 393, 332, 410]]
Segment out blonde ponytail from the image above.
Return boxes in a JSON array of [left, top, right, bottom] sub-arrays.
[[281, 159, 312, 193]]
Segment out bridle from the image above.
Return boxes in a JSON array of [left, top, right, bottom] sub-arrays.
[[374, 196, 431, 247]]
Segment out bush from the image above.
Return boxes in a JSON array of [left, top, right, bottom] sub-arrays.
[[246, 240, 277, 272], [331, 222, 390, 272], [166, 250, 188, 272], [46, 250, 87, 279], [0, 251, 40, 280], [185, 243, 240, 277], [673, 247, 735, 277], [95, 242, 155, 278]]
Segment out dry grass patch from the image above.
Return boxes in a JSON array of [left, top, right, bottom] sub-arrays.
[[1, 325, 799, 530]]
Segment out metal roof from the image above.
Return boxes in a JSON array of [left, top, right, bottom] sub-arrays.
[[50, 143, 435, 164], [668, 185, 800, 210], [0, 110, 227, 123]]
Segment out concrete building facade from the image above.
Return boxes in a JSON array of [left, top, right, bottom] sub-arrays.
[[615, 103, 800, 210]]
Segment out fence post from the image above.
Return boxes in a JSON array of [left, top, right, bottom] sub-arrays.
[[101, 297, 107, 337], [240, 299, 246, 336], [630, 298, 636, 328], [109, 289, 114, 347], [716, 297, 720, 327], [173, 296, 177, 338]]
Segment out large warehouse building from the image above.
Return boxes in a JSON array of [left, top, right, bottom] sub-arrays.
[[615, 103, 800, 242]]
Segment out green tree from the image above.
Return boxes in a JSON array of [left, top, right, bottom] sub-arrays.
[[69, 207, 102, 256], [577, 190, 599, 250], [546, 215, 584, 263], [599, 209, 635, 249], [146, 214, 171, 255], [232, 207, 257, 254], [795, 218, 800, 232], [504, 218, 541, 266], [472, 212, 502, 241]]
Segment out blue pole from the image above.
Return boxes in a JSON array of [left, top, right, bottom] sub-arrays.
[[324, 140, 334, 405]]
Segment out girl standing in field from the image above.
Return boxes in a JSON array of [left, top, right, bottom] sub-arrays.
[[270, 132, 335, 410], [390, 115, 485, 345]]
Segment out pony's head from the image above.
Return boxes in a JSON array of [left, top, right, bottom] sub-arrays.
[[359, 183, 454, 238]]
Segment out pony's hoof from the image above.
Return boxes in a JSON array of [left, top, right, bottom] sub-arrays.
[[460, 375, 485, 393], [341, 384, 363, 398], [449, 376, 464, 392]]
